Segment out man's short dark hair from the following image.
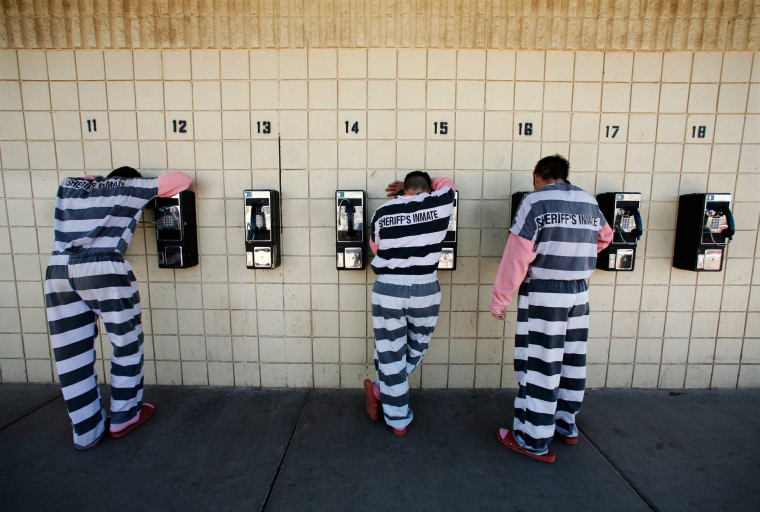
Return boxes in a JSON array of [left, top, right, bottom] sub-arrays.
[[404, 170, 432, 193], [107, 166, 142, 179], [533, 155, 569, 182]]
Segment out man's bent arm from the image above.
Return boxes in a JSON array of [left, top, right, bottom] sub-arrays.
[[158, 170, 193, 197], [430, 177, 455, 192], [489, 233, 536, 319], [597, 222, 613, 253]]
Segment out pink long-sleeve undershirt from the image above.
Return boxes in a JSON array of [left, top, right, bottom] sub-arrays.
[[597, 222, 613, 253], [489, 222, 614, 318], [157, 170, 192, 197], [489, 233, 536, 317]]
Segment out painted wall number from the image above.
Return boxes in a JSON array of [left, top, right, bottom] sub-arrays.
[[257, 121, 271, 134], [433, 121, 449, 135], [691, 125, 707, 139], [172, 120, 188, 133], [86, 119, 97, 132], [605, 125, 620, 138], [518, 122, 533, 136], [345, 121, 359, 134]]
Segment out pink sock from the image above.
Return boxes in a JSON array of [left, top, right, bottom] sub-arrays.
[[111, 411, 140, 433]]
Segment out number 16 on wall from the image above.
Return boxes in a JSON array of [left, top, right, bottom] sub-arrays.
[[514, 118, 539, 138]]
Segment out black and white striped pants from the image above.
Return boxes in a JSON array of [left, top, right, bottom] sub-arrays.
[[512, 278, 589, 454], [44, 252, 145, 448], [371, 273, 441, 430]]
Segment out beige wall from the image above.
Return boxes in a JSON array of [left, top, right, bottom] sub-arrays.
[[0, 2, 759, 389], [2, 0, 759, 51]]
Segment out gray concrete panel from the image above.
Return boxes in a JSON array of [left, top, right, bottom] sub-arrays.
[[581, 389, 760, 512], [266, 389, 650, 512], [0, 383, 60, 430], [0, 386, 307, 512], [2, 385, 758, 512]]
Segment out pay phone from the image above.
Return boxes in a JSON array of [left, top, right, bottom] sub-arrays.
[[244, 189, 281, 269], [336, 190, 366, 270], [510, 191, 529, 227], [673, 193, 734, 272], [155, 190, 198, 268], [438, 191, 458, 270], [596, 192, 643, 271]]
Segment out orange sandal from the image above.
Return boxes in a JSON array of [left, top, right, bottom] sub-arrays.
[[110, 403, 155, 438], [496, 428, 556, 463], [363, 380, 379, 422], [555, 431, 579, 445]]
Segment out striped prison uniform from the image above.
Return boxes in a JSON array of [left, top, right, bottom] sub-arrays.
[[494, 181, 611, 455], [369, 178, 455, 430], [44, 175, 159, 449]]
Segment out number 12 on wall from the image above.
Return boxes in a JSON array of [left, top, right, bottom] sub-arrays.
[[172, 120, 188, 133]]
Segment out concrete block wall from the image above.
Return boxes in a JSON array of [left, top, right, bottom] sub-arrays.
[[0, 1, 758, 389]]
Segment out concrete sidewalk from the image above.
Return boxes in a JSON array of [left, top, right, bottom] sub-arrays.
[[1, 384, 758, 512]]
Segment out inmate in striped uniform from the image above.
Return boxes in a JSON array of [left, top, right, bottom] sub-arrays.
[[508, 181, 608, 454], [369, 177, 455, 431], [44, 174, 159, 449]]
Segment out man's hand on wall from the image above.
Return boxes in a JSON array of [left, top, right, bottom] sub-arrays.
[[385, 180, 404, 197]]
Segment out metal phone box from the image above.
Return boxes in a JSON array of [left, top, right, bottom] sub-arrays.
[[511, 191, 529, 227], [155, 190, 198, 268], [673, 193, 734, 272], [336, 190, 366, 270], [596, 192, 643, 271], [438, 191, 458, 270], [244, 189, 281, 269]]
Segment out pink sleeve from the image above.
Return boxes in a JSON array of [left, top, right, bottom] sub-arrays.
[[597, 223, 613, 253], [489, 233, 536, 317], [157, 170, 192, 197], [430, 177, 456, 192]]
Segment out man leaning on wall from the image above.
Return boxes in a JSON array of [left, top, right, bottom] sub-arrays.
[[44, 166, 193, 450], [363, 171, 456, 436]]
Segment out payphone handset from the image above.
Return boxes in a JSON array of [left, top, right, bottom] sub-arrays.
[[155, 190, 198, 268], [244, 189, 280, 269], [438, 191, 458, 270], [246, 203, 272, 242], [612, 202, 643, 241], [336, 190, 366, 270], [157, 204, 182, 238], [337, 198, 363, 241], [704, 206, 734, 240], [673, 192, 733, 272], [596, 192, 643, 272]]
